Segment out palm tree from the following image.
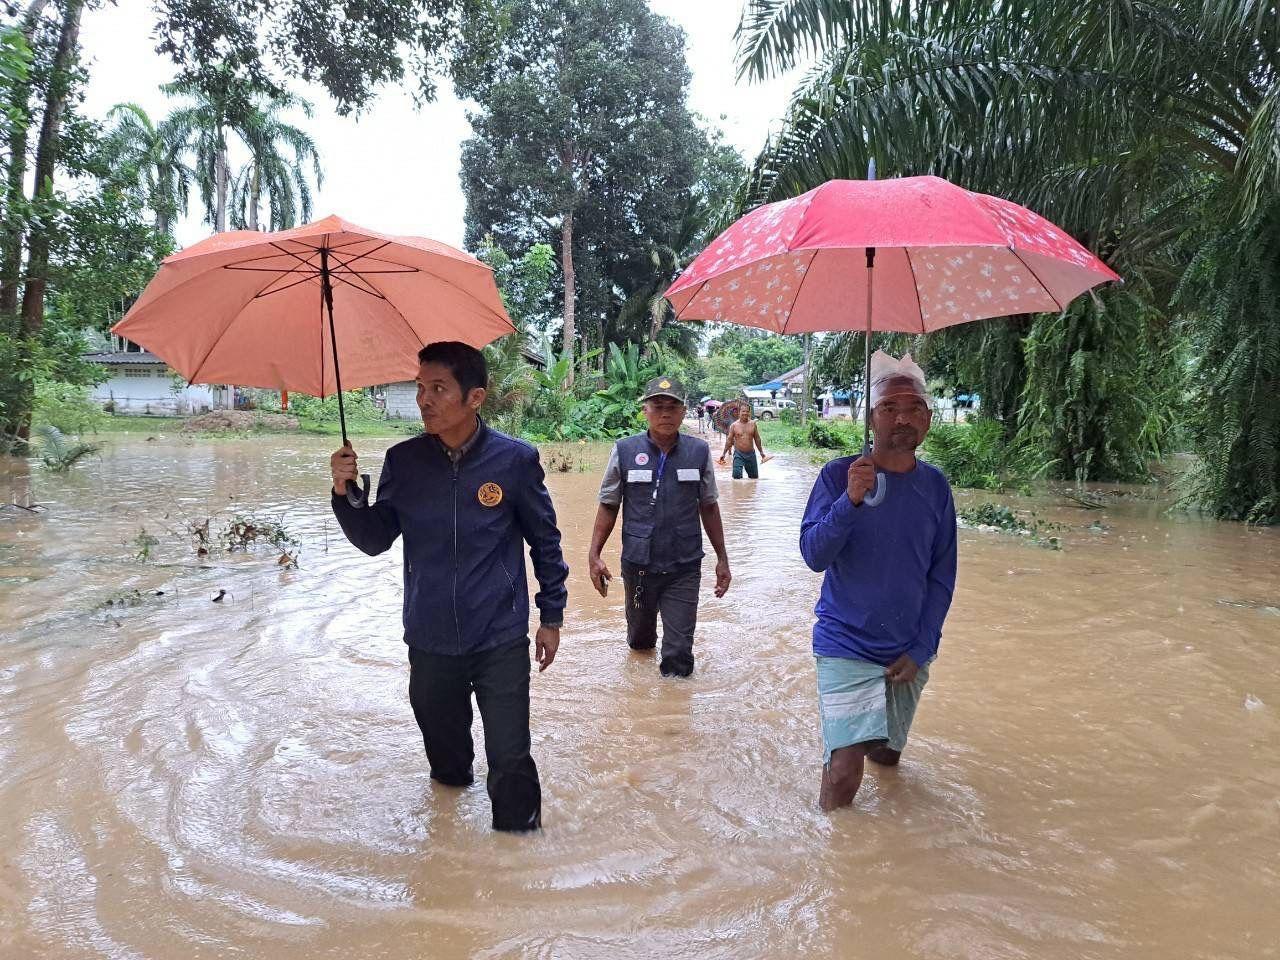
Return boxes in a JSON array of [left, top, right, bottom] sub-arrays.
[[102, 103, 190, 236], [228, 100, 323, 231], [735, 0, 1280, 519], [162, 80, 322, 233], [160, 77, 242, 233]]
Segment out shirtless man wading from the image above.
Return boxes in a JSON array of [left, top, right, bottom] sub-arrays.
[[718, 405, 771, 479]]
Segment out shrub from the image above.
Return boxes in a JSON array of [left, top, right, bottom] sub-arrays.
[[288, 390, 381, 423], [792, 419, 858, 451], [33, 381, 106, 435], [923, 419, 1040, 491]]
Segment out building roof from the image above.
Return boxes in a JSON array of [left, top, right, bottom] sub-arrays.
[[778, 364, 808, 384], [83, 351, 167, 366]]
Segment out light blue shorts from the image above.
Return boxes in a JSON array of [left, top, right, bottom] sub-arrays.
[[815, 655, 931, 764]]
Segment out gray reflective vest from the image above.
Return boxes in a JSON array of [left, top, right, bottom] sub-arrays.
[[616, 431, 709, 571]]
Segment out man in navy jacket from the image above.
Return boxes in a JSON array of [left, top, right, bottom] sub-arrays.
[[330, 341, 568, 832]]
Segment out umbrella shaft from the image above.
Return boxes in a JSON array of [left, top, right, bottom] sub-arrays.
[[320, 247, 349, 446], [863, 247, 875, 455]]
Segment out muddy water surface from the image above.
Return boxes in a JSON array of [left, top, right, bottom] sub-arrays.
[[1, 434, 1278, 959]]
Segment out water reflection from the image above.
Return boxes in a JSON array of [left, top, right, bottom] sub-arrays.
[[1, 435, 1277, 958]]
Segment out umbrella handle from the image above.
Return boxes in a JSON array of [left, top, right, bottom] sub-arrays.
[[345, 473, 370, 508], [860, 439, 888, 507], [864, 470, 888, 507]]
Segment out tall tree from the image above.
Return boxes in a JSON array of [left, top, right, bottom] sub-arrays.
[[102, 102, 190, 236], [228, 98, 323, 231], [160, 75, 250, 233], [1, 0, 489, 440], [456, 0, 707, 385]]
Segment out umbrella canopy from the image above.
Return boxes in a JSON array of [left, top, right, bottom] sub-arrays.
[[112, 215, 515, 397], [665, 176, 1118, 334], [712, 397, 751, 434], [668, 175, 1118, 507]]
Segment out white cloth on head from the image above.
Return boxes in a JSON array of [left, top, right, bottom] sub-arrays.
[[868, 350, 927, 406]]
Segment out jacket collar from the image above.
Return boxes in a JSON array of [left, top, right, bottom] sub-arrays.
[[645, 428, 681, 456], [431, 416, 487, 464]]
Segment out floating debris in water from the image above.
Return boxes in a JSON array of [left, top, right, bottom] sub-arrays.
[[132, 528, 160, 562], [1245, 694, 1265, 711], [221, 515, 298, 552], [211, 589, 226, 603], [1216, 598, 1280, 616], [957, 503, 1065, 550], [99, 589, 165, 609]]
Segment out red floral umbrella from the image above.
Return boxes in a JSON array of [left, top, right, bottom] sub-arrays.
[[666, 175, 1119, 504]]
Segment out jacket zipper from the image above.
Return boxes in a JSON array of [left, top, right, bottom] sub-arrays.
[[452, 459, 462, 654], [498, 557, 518, 613]]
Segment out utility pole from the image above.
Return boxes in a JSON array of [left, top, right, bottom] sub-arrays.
[[800, 333, 811, 425]]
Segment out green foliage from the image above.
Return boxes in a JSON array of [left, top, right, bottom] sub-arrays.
[[0, 318, 106, 449], [132, 527, 160, 561], [709, 331, 804, 385], [703, 353, 749, 400], [476, 237, 557, 331], [923, 420, 1035, 492], [33, 381, 106, 435], [1017, 290, 1185, 484], [1175, 202, 1280, 523], [791, 418, 856, 451], [220, 514, 298, 552], [152, 0, 488, 113], [481, 333, 537, 426], [226, 96, 323, 231], [34, 424, 100, 472], [101, 102, 190, 236], [288, 390, 381, 424]]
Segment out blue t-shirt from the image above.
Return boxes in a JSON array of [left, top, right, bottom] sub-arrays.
[[799, 457, 957, 666]]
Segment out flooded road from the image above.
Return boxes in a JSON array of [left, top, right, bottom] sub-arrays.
[[2, 433, 1277, 959]]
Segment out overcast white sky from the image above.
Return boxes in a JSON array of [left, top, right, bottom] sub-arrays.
[[77, 0, 798, 250]]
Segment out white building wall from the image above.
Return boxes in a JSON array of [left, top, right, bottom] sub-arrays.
[[384, 381, 418, 420], [91, 366, 215, 415]]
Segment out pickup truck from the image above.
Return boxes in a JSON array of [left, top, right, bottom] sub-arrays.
[[752, 398, 796, 420]]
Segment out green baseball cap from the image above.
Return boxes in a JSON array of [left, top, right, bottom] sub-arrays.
[[641, 375, 685, 402]]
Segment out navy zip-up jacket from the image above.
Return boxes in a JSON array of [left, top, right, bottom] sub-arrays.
[[331, 420, 568, 655]]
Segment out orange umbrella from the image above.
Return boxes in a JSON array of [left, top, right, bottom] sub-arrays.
[[113, 215, 516, 503]]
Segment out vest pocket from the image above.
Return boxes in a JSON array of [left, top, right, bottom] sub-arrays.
[[621, 519, 654, 566]]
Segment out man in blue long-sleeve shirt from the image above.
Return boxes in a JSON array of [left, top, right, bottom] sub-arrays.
[[329, 341, 568, 831], [799, 352, 957, 811]]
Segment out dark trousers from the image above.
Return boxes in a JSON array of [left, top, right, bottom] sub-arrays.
[[622, 561, 700, 676], [732, 449, 759, 478], [407, 640, 541, 831]]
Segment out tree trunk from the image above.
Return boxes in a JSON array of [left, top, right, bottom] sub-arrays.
[[560, 209, 576, 387], [8, 0, 84, 441], [0, 0, 52, 315], [19, 0, 84, 332], [214, 137, 228, 233], [248, 162, 260, 231]]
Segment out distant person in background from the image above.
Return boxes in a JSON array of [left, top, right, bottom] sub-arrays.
[[695, 402, 706, 434], [718, 404, 771, 479]]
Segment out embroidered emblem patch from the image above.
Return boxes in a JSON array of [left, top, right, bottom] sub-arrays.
[[659, 379, 671, 389], [634, 452, 650, 466], [477, 482, 503, 507]]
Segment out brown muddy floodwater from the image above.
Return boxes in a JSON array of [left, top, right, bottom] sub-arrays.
[[1, 433, 1278, 960]]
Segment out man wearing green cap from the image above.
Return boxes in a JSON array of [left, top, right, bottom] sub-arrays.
[[588, 375, 731, 677]]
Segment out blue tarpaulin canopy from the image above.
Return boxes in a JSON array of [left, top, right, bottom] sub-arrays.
[[746, 380, 784, 392]]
